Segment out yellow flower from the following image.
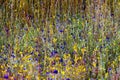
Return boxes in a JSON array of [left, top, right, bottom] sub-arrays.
[[83, 67, 86, 72], [23, 69, 28, 73], [20, 51, 23, 54], [81, 47, 86, 54], [53, 15, 55, 19], [26, 55, 31, 59], [28, 46, 33, 52], [75, 54, 82, 63], [81, 22, 84, 27], [2, 45, 4, 48], [61, 71, 65, 75], [1, 65, 4, 69], [14, 46, 19, 53], [118, 55, 120, 61], [26, 75, 31, 79], [50, 66, 55, 71], [53, 38, 57, 43], [22, 55, 31, 61], [35, 52, 39, 55], [36, 76, 41, 80], [50, 24, 53, 27], [99, 38, 102, 42], [73, 43, 78, 52], [105, 72, 108, 78], [63, 54, 70, 60], [2, 70, 6, 74], [34, 37, 37, 42], [50, 29, 53, 35], [14, 64, 17, 68], [64, 29, 68, 32], [88, 32, 92, 35], [73, 19, 76, 22], [66, 67, 71, 72], [55, 56, 60, 61], [118, 2, 120, 5], [92, 62, 96, 67], [20, 65, 23, 69]]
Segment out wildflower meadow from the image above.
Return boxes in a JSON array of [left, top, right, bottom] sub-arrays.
[[0, 0, 120, 80]]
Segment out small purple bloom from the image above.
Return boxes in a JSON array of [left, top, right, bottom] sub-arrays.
[[60, 45, 64, 49], [108, 68, 112, 71], [111, 13, 114, 17], [38, 54, 41, 56], [57, 14, 60, 17], [50, 50, 58, 57], [100, 46, 102, 49], [48, 30, 50, 33], [0, 56, 2, 58], [72, 60, 75, 65], [106, 37, 110, 41], [82, 15, 84, 19], [46, 72, 50, 75], [44, 38, 46, 40], [59, 30, 64, 33], [72, 35, 75, 39], [42, 50, 45, 52], [4, 74, 9, 79], [98, 24, 102, 28], [11, 54, 15, 58], [63, 63, 66, 66], [53, 70, 58, 74], [4, 58, 7, 61], [30, 52, 33, 55], [60, 58, 63, 62], [42, 20, 45, 23], [63, 41, 66, 45], [66, 78, 70, 80], [7, 67, 11, 72], [41, 29, 44, 32], [35, 58, 38, 61]]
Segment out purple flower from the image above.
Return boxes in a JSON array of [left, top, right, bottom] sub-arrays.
[[7, 67, 11, 72], [66, 78, 70, 80], [41, 29, 44, 32], [42, 50, 45, 52], [106, 37, 110, 42], [4, 58, 7, 61], [72, 60, 75, 65], [0, 56, 2, 58], [38, 54, 41, 56], [50, 50, 58, 57], [11, 54, 15, 58], [63, 41, 66, 45], [35, 58, 38, 61], [98, 24, 101, 28], [4, 74, 9, 79], [82, 15, 84, 19], [53, 70, 58, 74], [60, 58, 63, 62], [46, 72, 50, 75], [111, 13, 114, 17], [72, 35, 75, 39], [56, 14, 60, 17], [108, 68, 112, 71], [30, 52, 34, 55], [59, 30, 64, 33], [48, 30, 50, 33], [60, 45, 64, 49]]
